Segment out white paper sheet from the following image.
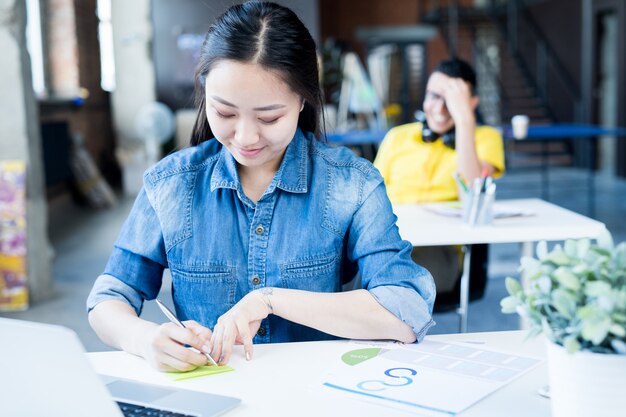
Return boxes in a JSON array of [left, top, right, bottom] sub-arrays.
[[320, 340, 542, 416], [422, 202, 535, 219]]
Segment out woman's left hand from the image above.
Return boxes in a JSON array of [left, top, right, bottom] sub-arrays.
[[210, 289, 273, 365]]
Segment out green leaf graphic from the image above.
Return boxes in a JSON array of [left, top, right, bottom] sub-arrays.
[[341, 348, 382, 366]]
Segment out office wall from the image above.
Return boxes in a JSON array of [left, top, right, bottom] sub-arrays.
[[151, 0, 319, 111], [0, 0, 52, 302], [500, 0, 626, 176], [319, 0, 422, 58], [516, 0, 582, 123], [318, 0, 477, 71], [40, 0, 119, 189], [526, 0, 582, 87], [110, 0, 156, 145], [592, 0, 626, 177]]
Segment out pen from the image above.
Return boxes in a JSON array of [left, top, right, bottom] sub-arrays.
[[468, 178, 482, 226], [155, 298, 219, 366], [452, 172, 469, 193], [480, 167, 490, 192]]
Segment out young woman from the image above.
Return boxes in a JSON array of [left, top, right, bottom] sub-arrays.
[[87, 1, 435, 372]]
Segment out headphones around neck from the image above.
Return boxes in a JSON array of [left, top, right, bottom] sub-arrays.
[[415, 110, 456, 149]]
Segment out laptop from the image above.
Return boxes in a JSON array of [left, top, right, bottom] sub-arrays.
[[0, 318, 241, 417]]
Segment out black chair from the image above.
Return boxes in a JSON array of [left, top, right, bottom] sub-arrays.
[[433, 244, 489, 312], [41, 122, 73, 188]]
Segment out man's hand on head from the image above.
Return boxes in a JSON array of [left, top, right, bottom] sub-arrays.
[[442, 78, 475, 126]]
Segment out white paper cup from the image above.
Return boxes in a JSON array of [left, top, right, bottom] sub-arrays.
[[511, 115, 529, 139]]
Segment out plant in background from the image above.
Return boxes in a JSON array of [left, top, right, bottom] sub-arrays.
[[501, 230, 626, 354]]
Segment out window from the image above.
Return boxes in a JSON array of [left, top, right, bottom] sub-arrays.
[[97, 0, 115, 91], [26, 0, 46, 96]]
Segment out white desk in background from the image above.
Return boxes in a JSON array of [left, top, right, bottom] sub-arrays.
[[89, 330, 549, 417], [393, 198, 606, 332]]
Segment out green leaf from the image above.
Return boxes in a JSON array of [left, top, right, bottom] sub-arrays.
[[520, 256, 541, 273], [609, 324, 626, 337], [541, 317, 554, 340], [596, 228, 614, 251], [505, 277, 523, 296], [525, 270, 543, 283], [341, 348, 382, 365], [578, 304, 602, 320], [540, 263, 556, 275], [581, 316, 611, 345], [546, 250, 571, 266], [614, 243, 626, 269], [590, 247, 612, 258], [613, 312, 626, 323], [500, 296, 521, 314], [527, 326, 543, 339], [552, 289, 577, 319], [584, 281, 612, 298], [564, 239, 578, 258], [563, 336, 581, 353], [536, 240, 548, 260], [597, 296, 615, 311], [536, 275, 552, 294], [553, 267, 581, 291], [577, 238, 591, 259], [572, 263, 589, 275]]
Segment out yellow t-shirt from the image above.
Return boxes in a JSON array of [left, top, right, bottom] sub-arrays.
[[374, 122, 505, 203]]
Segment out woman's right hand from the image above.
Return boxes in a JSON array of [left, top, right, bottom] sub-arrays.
[[140, 320, 213, 372]]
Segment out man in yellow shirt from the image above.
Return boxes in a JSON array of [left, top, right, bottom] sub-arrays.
[[374, 58, 505, 309]]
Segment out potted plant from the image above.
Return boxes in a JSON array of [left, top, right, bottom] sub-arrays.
[[501, 231, 626, 417]]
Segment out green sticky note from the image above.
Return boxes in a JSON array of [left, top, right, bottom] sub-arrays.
[[166, 365, 234, 381], [341, 348, 382, 366]]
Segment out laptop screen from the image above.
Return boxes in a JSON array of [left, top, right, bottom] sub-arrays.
[[0, 318, 240, 417]]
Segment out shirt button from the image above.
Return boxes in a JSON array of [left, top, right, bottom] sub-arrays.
[[257, 327, 266, 336], [252, 275, 261, 285], [255, 225, 264, 235]]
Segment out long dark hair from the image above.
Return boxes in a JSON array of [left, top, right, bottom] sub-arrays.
[[190, 1, 322, 146]]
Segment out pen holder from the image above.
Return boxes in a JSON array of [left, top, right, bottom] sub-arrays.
[[461, 188, 495, 226]]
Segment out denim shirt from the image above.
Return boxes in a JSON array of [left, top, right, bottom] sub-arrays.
[[87, 129, 435, 343]]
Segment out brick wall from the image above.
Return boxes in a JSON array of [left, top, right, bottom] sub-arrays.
[[40, 0, 120, 195]]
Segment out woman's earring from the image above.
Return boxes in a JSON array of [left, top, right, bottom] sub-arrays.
[[300, 101, 305, 112]]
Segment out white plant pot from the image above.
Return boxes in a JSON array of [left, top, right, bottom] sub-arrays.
[[546, 340, 626, 417]]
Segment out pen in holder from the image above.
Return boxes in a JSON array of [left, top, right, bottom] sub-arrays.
[[461, 177, 496, 226]]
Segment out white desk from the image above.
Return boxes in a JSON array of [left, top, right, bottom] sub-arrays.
[[394, 198, 606, 332], [88, 331, 550, 417]]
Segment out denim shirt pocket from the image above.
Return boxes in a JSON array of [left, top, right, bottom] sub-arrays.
[[169, 262, 237, 326], [146, 170, 197, 252], [280, 251, 340, 293]]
